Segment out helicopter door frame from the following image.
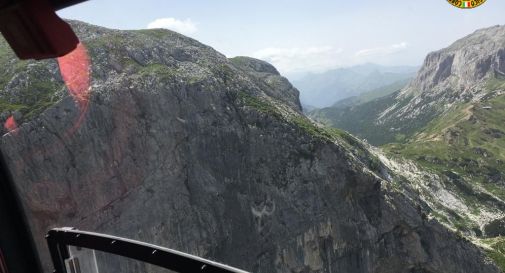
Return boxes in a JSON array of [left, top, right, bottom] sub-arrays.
[[46, 228, 249, 273], [0, 249, 8, 273]]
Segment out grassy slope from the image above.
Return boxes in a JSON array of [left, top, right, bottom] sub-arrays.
[[237, 91, 382, 173], [481, 237, 505, 271], [310, 91, 420, 145], [385, 89, 505, 200], [384, 77, 505, 270], [0, 39, 63, 125]]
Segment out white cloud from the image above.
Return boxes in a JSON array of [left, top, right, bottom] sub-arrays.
[[147, 18, 198, 36], [252, 46, 343, 74], [355, 42, 408, 57]]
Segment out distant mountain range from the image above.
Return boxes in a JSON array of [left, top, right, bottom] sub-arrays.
[[293, 63, 418, 108]]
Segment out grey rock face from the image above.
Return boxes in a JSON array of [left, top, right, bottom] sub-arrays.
[[407, 25, 505, 94], [230, 56, 302, 112], [0, 21, 499, 273], [378, 25, 505, 128]]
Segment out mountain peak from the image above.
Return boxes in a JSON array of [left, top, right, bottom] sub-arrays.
[[229, 56, 280, 75], [230, 56, 302, 112], [447, 24, 505, 51], [404, 25, 505, 97]]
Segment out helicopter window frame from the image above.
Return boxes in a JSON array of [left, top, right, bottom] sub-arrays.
[[46, 228, 248, 273]]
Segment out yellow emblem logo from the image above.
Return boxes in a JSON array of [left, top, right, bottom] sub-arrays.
[[447, 0, 486, 8]]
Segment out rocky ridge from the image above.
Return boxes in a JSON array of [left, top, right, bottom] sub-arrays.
[[378, 25, 505, 130]]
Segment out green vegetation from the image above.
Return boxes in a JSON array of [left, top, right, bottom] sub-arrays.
[[0, 39, 30, 90], [480, 238, 505, 272], [0, 78, 62, 123], [290, 115, 348, 142], [314, 73, 505, 265], [237, 91, 280, 117], [0, 99, 27, 112], [213, 64, 236, 84], [238, 91, 382, 172], [310, 91, 434, 145], [22, 81, 61, 120], [238, 91, 340, 141], [0, 38, 62, 123], [86, 33, 126, 49], [369, 77, 505, 269], [138, 63, 178, 80], [385, 93, 505, 206], [138, 29, 169, 39], [229, 56, 251, 68], [485, 76, 505, 91], [289, 114, 383, 172], [430, 210, 450, 224], [394, 133, 406, 142], [377, 82, 505, 273]]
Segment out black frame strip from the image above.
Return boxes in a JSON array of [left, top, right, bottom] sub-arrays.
[[0, 150, 42, 273], [46, 228, 249, 273], [0, 248, 9, 273], [49, 0, 88, 10]]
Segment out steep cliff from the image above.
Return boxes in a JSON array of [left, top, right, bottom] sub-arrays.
[[0, 21, 499, 272], [378, 25, 505, 131]]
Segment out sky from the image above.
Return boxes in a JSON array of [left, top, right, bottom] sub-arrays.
[[58, 0, 505, 78]]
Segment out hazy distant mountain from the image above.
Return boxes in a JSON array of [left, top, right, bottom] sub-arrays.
[[330, 78, 411, 109], [293, 63, 418, 107]]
